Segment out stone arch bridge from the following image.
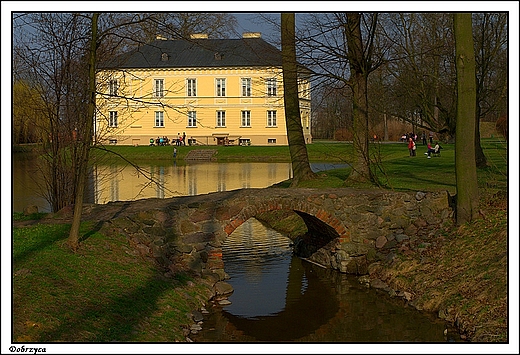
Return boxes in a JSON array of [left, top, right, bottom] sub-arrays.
[[81, 188, 452, 277]]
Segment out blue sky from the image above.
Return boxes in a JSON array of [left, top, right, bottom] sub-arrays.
[[234, 13, 273, 33], [233, 13, 279, 42]]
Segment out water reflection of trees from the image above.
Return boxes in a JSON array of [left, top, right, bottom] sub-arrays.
[[222, 258, 339, 341]]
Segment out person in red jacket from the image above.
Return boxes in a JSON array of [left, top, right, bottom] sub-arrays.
[[408, 137, 416, 157]]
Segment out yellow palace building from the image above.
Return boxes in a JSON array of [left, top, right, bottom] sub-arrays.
[[96, 32, 311, 146]]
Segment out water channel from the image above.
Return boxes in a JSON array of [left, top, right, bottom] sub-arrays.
[[192, 218, 450, 342], [12, 153, 453, 342]]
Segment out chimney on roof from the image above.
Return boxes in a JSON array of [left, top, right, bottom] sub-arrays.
[[242, 32, 261, 39], [190, 33, 208, 39]]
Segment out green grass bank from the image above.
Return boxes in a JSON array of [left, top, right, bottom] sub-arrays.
[[12, 219, 214, 342]]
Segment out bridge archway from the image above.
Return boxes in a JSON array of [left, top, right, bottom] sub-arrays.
[[220, 198, 350, 258]]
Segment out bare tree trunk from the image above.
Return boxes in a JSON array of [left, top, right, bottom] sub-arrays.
[[67, 13, 99, 251], [281, 13, 315, 186], [350, 70, 370, 181], [454, 13, 479, 225], [344, 13, 371, 182]]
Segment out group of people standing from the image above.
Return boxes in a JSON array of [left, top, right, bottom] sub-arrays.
[[407, 131, 441, 158]]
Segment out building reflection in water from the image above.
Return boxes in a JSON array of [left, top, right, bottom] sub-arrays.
[[92, 162, 292, 204]]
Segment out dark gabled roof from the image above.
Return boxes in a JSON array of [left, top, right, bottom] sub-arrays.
[[100, 37, 283, 70]]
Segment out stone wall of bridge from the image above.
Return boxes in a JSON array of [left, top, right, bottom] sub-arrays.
[[87, 188, 453, 279]]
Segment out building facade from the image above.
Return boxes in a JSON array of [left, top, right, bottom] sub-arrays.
[[96, 33, 311, 146]]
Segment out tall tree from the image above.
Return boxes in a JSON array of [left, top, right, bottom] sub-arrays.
[[454, 13, 479, 225], [281, 13, 315, 186], [342, 13, 375, 182], [67, 13, 99, 250]]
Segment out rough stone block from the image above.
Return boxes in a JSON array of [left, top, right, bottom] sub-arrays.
[[366, 230, 382, 241], [190, 209, 214, 223], [143, 226, 166, 236], [214, 281, 234, 296], [211, 268, 229, 281], [182, 232, 214, 245], [340, 242, 370, 256], [404, 223, 418, 236], [152, 210, 169, 224], [375, 235, 387, 249], [180, 220, 200, 234], [413, 217, 428, 228]]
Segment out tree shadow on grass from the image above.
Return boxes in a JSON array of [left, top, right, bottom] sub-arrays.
[[383, 158, 456, 191], [13, 224, 70, 264], [14, 222, 106, 264], [36, 274, 184, 342]]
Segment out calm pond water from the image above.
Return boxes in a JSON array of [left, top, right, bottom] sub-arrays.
[[191, 218, 453, 342], [12, 153, 346, 213]]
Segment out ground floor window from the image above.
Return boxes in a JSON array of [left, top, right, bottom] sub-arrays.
[[239, 138, 251, 146], [188, 111, 197, 127], [155, 111, 164, 127], [241, 110, 251, 127], [267, 110, 277, 127], [216, 110, 226, 127], [267, 138, 277, 144]]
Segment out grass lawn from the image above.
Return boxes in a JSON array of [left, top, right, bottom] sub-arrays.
[[91, 139, 355, 164], [12, 220, 212, 342]]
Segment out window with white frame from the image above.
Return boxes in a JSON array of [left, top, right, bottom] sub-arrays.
[[241, 78, 251, 97], [109, 111, 118, 127], [154, 79, 164, 98], [187, 78, 196, 97], [109, 79, 118, 96], [216, 78, 226, 96], [298, 78, 310, 100], [266, 78, 277, 96], [268, 138, 277, 144], [241, 110, 251, 127], [216, 111, 226, 127], [155, 111, 164, 127], [267, 110, 277, 127], [188, 111, 197, 127]]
